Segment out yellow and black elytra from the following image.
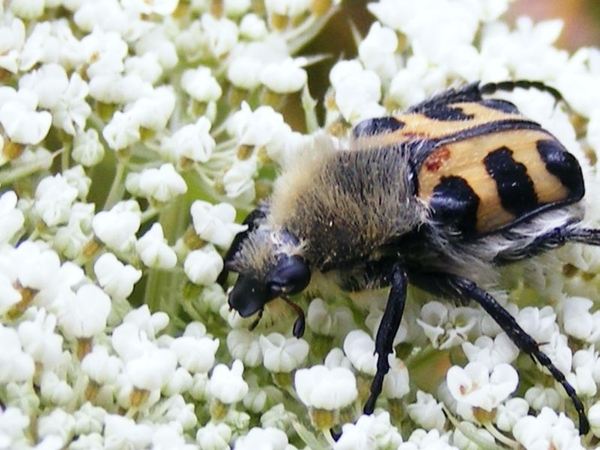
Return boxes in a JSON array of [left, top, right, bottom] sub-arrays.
[[220, 80, 598, 435]]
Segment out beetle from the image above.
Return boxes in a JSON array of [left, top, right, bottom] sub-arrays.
[[219, 80, 598, 434]]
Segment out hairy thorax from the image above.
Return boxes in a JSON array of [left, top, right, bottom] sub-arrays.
[[270, 139, 429, 270]]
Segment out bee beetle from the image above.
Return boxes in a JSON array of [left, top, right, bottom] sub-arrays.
[[220, 80, 599, 434]]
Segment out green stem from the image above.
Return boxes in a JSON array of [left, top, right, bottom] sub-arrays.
[[104, 159, 127, 210]]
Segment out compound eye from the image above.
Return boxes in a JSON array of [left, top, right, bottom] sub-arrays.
[[268, 255, 311, 296]]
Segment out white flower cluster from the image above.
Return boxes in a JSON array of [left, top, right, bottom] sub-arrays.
[[1, 0, 600, 448]]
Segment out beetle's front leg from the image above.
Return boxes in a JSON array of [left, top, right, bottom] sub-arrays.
[[364, 263, 408, 415], [217, 202, 270, 286]]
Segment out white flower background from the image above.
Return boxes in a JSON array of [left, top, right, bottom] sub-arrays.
[[1, 0, 600, 449]]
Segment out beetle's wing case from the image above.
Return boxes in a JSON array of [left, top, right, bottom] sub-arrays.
[[356, 97, 584, 238]]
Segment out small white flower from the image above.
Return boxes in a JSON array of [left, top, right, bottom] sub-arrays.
[[72, 129, 105, 167], [407, 391, 446, 431], [130, 163, 188, 203], [462, 333, 519, 370], [513, 407, 583, 450], [17, 309, 63, 369], [191, 200, 247, 249], [226, 330, 263, 368], [54, 202, 95, 259], [399, 428, 455, 450], [19, 20, 83, 71], [261, 404, 297, 432], [151, 422, 196, 449], [495, 397, 530, 432], [94, 253, 142, 300], [260, 58, 307, 94], [51, 72, 91, 135], [18, 63, 68, 109], [417, 301, 479, 350], [162, 117, 216, 163], [307, 298, 353, 337], [0, 408, 29, 447], [295, 365, 357, 410], [447, 362, 518, 414], [329, 60, 385, 124], [343, 329, 376, 376], [562, 296, 594, 341], [34, 173, 79, 227], [81, 345, 122, 385], [201, 14, 239, 59], [239, 14, 268, 40], [589, 401, 600, 437], [40, 371, 74, 405], [209, 360, 249, 404], [184, 246, 224, 285], [126, 348, 178, 391], [81, 28, 127, 78], [89, 73, 153, 105], [63, 165, 91, 200], [334, 411, 402, 450], [171, 335, 220, 374], [135, 223, 177, 269], [0, 191, 24, 245], [37, 408, 75, 444], [0, 325, 35, 383], [233, 427, 289, 450], [358, 23, 399, 81], [259, 333, 309, 373], [102, 110, 141, 151], [382, 357, 410, 400], [181, 67, 223, 102], [517, 305, 558, 349], [525, 385, 562, 413], [196, 422, 232, 450], [135, 25, 178, 69], [222, 158, 257, 200], [125, 52, 163, 84], [112, 322, 155, 361], [243, 387, 267, 413], [126, 86, 176, 132], [123, 305, 170, 339], [324, 348, 353, 371], [92, 201, 141, 251], [0, 87, 52, 145], [103, 414, 153, 449], [227, 103, 286, 148], [57, 284, 112, 339], [0, 18, 25, 73], [227, 56, 264, 90]]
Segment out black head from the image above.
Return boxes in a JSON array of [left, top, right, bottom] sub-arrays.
[[228, 254, 311, 337]]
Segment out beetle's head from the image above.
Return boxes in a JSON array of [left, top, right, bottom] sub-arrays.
[[226, 228, 311, 337]]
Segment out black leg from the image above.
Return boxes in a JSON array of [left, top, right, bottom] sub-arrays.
[[497, 226, 600, 262], [217, 203, 269, 285], [414, 271, 589, 435], [364, 263, 408, 415], [480, 80, 565, 104], [567, 228, 600, 246]]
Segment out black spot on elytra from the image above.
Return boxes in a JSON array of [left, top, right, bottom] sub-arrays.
[[429, 176, 479, 235], [484, 146, 538, 217], [537, 139, 585, 200]]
